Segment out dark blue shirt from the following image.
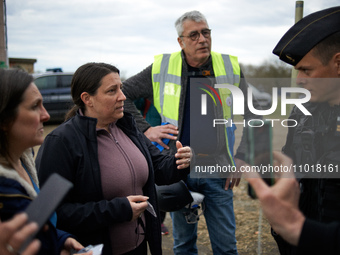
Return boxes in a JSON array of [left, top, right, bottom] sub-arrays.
[[180, 66, 217, 155]]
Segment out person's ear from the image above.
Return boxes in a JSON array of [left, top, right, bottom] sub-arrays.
[[80, 92, 92, 107], [178, 37, 185, 50], [335, 52, 340, 76]]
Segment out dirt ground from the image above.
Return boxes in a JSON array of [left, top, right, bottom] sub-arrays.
[[38, 122, 288, 255]]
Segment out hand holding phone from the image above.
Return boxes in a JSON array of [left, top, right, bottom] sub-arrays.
[[18, 173, 73, 253]]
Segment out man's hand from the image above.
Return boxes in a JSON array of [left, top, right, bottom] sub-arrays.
[[225, 158, 245, 190], [245, 151, 305, 246], [175, 141, 192, 169], [144, 124, 178, 149]]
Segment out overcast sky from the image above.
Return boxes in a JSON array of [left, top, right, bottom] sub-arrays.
[[6, 0, 339, 78]]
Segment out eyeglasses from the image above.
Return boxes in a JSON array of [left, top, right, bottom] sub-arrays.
[[180, 29, 211, 41]]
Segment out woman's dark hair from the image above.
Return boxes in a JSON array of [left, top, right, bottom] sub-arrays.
[[65, 63, 120, 120], [0, 68, 33, 159]]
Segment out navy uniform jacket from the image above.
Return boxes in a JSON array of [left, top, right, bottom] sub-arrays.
[[280, 103, 340, 254]]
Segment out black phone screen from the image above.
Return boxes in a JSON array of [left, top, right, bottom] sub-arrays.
[[246, 120, 273, 198]]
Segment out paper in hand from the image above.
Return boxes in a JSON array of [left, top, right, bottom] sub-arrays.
[[146, 201, 157, 217]]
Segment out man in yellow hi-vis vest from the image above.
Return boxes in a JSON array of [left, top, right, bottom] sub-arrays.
[[123, 10, 260, 255]]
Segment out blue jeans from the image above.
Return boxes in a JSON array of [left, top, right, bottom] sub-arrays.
[[170, 177, 238, 255]]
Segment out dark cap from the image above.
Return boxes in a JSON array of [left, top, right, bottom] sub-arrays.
[[273, 6, 340, 66]]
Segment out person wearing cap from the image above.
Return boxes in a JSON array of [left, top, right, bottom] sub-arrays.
[[123, 10, 260, 255], [249, 6, 340, 255]]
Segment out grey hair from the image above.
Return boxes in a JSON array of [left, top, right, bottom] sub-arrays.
[[175, 10, 208, 37]]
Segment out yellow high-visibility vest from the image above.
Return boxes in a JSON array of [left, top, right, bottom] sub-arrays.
[[151, 51, 241, 165]]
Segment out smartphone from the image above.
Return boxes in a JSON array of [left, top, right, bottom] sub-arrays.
[[245, 120, 274, 199], [74, 244, 103, 255], [18, 173, 73, 253]]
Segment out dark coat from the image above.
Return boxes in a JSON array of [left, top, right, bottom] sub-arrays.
[[36, 112, 189, 255], [277, 103, 340, 255]]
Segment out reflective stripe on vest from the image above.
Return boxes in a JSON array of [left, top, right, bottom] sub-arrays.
[[152, 52, 182, 125]]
